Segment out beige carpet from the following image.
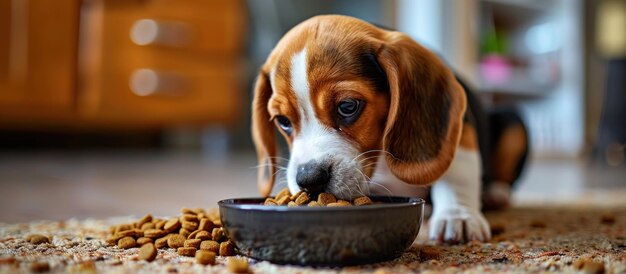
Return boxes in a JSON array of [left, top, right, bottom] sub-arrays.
[[1, 207, 625, 273]]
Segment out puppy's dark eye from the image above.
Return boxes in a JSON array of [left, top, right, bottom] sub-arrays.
[[337, 99, 363, 125], [275, 116, 293, 135]]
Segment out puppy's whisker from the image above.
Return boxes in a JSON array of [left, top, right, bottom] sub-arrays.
[[358, 150, 401, 162], [354, 177, 368, 197], [271, 168, 287, 177], [251, 163, 288, 170], [368, 181, 393, 197], [356, 155, 380, 165], [350, 150, 384, 163]]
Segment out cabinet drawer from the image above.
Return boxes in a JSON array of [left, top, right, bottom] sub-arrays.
[[101, 0, 245, 54], [81, 60, 242, 126]]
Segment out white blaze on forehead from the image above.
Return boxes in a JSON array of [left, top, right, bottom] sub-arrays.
[[290, 49, 314, 122]]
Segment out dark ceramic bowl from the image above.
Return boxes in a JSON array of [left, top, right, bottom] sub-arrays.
[[218, 196, 424, 266]]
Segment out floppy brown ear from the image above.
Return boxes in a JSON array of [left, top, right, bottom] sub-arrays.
[[377, 32, 467, 185], [251, 71, 277, 197]]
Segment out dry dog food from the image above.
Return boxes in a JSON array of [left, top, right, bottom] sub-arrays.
[[184, 239, 201, 249], [195, 250, 216, 265], [118, 236, 136, 249], [263, 188, 375, 207], [26, 234, 50, 245], [138, 243, 158, 262], [106, 208, 234, 265], [177, 247, 197, 257], [219, 241, 236, 256], [227, 257, 249, 273], [200, 240, 220, 253], [30, 261, 50, 273], [167, 234, 186, 248]]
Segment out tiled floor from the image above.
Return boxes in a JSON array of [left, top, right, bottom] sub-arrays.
[[1, 150, 625, 223]]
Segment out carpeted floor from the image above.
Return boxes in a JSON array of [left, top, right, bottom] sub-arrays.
[[1, 207, 624, 273]]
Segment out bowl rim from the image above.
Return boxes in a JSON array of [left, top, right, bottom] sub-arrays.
[[218, 196, 424, 212]]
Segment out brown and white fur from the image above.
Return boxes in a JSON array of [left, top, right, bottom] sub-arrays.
[[252, 15, 527, 243]]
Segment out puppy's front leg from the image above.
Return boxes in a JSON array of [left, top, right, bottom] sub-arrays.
[[429, 148, 491, 243]]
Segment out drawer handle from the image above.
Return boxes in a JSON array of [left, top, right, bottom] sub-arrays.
[[130, 19, 191, 47], [129, 68, 186, 97]]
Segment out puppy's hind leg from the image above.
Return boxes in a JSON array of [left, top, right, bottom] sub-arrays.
[[428, 147, 491, 243]]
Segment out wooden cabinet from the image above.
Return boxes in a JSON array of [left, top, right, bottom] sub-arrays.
[[0, 0, 78, 118], [0, 0, 246, 130]]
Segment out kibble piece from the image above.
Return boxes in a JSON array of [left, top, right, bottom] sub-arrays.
[[195, 231, 211, 241], [29, 234, 50, 245], [188, 230, 201, 239], [144, 229, 166, 239], [195, 250, 216, 265], [115, 224, 132, 234], [573, 258, 605, 274], [137, 214, 153, 227], [419, 246, 441, 260], [327, 202, 350, 207], [164, 218, 181, 233], [219, 241, 235, 256], [198, 218, 215, 231], [213, 220, 222, 227], [116, 229, 137, 238], [138, 243, 158, 262], [276, 195, 290, 205], [200, 240, 220, 253], [141, 222, 155, 231], [182, 221, 199, 231], [287, 201, 299, 207], [179, 228, 191, 238], [106, 235, 122, 246], [601, 212, 616, 224], [295, 192, 310, 205], [136, 237, 153, 246], [118, 236, 136, 249], [184, 239, 201, 248], [30, 261, 50, 273], [337, 200, 351, 206], [212, 228, 225, 242], [275, 188, 290, 200], [317, 193, 337, 205], [181, 214, 199, 223], [530, 220, 547, 228], [155, 220, 166, 230], [289, 190, 303, 201], [307, 201, 321, 207], [227, 257, 249, 273], [167, 234, 186, 248], [177, 247, 197, 257], [264, 199, 278, 206], [181, 207, 196, 215], [155, 236, 169, 249], [353, 196, 373, 206], [490, 223, 506, 236]]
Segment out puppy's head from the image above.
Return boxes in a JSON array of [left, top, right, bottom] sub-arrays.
[[252, 15, 467, 198]]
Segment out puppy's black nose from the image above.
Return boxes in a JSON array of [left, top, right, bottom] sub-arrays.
[[296, 161, 330, 193]]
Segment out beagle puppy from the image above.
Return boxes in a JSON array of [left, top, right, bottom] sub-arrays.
[[252, 15, 528, 243]]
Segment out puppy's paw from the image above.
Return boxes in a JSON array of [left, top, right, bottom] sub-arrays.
[[428, 206, 491, 244]]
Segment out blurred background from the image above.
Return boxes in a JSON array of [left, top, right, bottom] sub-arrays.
[[1, 0, 625, 222]]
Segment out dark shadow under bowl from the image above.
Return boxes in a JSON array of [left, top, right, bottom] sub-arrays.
[[218, 196, 424, 266]]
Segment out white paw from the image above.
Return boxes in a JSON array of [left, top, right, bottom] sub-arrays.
[[428, 206, 491, 243]]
